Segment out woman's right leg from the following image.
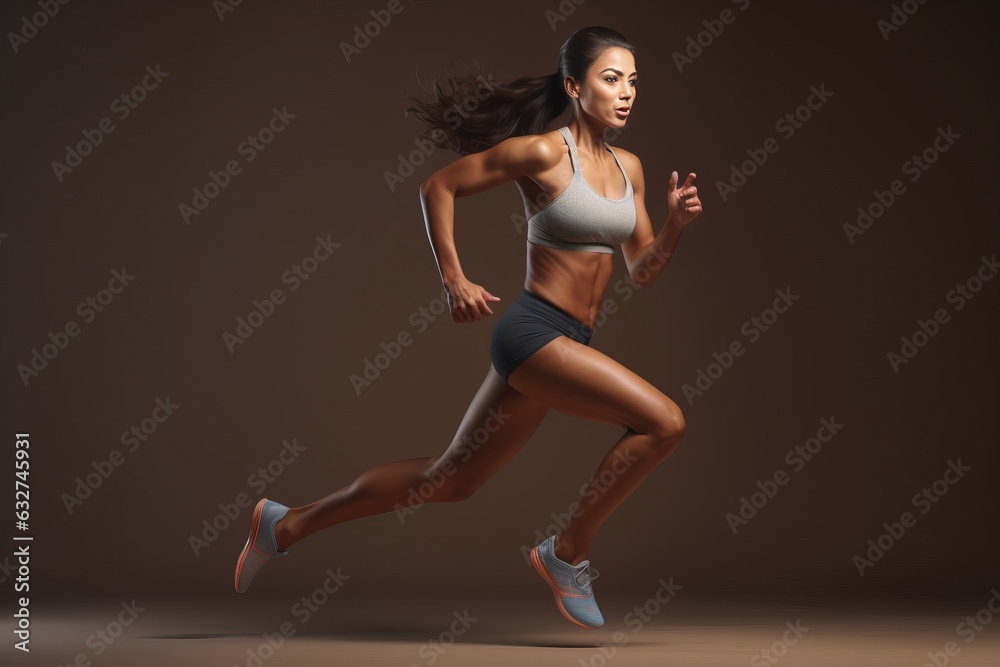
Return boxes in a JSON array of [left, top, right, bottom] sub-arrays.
[[273, 362, 550, 550]]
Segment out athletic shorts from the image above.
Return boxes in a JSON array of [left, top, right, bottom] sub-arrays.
[[489, 289, 595, 383]]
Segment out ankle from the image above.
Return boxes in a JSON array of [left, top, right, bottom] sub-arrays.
[[274, 515, 294, 551], [553, 533, 589, 566]]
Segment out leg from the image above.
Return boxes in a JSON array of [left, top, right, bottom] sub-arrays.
[[506, 336, 686, 565], [274, 363, 550, 550]]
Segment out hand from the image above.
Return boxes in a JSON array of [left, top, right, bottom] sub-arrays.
[[667, 171, 702, 228], [444, 276, 501, 324]]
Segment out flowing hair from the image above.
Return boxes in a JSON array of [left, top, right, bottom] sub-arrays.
[[403, 26, 636, 156]]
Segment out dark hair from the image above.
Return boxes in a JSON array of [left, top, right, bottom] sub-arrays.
[[403, 26, 635, 155]]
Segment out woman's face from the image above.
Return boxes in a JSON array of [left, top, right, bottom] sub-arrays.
[[571, 47, 637, 127]]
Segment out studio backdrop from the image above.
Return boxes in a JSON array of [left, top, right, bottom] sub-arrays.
[[1, 0, 996, 619]]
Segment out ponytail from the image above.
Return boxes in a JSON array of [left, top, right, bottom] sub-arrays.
[[404, 27, 635, 155], [404, 60, 568, 156]]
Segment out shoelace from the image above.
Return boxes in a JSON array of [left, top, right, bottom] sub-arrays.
[[574, 564, 600, 593]]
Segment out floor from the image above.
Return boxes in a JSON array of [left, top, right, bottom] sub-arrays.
[[6, 593, 999, 666]]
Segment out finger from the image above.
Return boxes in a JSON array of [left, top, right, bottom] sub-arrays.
[[668, 170, 678, 193], [683, 172, 697, 188], [477, 297, 494, 317], [461, 300, 482, 321]]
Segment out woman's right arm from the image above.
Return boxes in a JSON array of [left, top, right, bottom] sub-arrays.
[[419, 134, 559, 323]]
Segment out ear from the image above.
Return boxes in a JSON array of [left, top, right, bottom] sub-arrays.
[[565, 76, 579, 98]]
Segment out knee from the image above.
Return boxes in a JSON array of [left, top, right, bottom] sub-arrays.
[[422, 460, 480, 503], [649, 404, 687, 444]]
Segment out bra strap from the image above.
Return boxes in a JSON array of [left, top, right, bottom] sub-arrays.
[[558, 126, 580, 174], [606, 144, 633, 192]]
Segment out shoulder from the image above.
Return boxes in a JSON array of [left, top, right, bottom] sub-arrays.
[[608, 144, 640, 169], [608, 144, 645, 188], [489, 129, 565, 173]]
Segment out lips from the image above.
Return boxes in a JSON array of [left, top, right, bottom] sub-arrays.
[[616, 107, 630, 111]]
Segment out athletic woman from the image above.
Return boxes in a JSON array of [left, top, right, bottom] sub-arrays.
[[235, 26, 702, 631]]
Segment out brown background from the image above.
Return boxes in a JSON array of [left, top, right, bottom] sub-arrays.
[[1, 0, 997, 620]]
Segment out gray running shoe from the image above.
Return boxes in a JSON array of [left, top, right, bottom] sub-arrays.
[[530, 534, 604, 629], [234, 498, 289, 593]]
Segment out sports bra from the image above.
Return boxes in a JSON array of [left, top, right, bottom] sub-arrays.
[[526, 126, 636, 254]]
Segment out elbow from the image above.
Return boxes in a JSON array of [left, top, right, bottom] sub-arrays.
[[419, 179, 442, 203], [628, 266, 650, 289], [635, 270, 658, 289], [420, 177, 445, 197], [420, 177, 455, 200]]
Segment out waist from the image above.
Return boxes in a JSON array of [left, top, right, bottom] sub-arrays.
[[521, 289, 595, 333]]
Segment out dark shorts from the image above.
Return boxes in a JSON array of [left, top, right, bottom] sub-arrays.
[[489, 289, 595, 384]]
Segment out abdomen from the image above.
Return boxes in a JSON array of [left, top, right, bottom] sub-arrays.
[[524, 242, 614, 329]]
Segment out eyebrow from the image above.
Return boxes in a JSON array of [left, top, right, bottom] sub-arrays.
[[601, 68, 638, 76]]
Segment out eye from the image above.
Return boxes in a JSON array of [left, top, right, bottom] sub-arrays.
[[605, 76, 618, 83], [629, 78, 638, 87]]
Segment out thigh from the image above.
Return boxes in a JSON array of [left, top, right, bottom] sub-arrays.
[[429, 362, 550, 493], [507, 336, 684, 437], [489, 294, 562, 384]]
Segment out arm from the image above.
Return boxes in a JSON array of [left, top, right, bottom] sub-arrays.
[[419, 134, 559, 321], [619, 151, 701, 288]]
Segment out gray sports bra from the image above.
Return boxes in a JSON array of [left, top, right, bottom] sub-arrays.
[[526, 126, 636, 254]]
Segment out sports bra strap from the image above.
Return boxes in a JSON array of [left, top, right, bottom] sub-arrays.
[[557, 126, 580, 175]]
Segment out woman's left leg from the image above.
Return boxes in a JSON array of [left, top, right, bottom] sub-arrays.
[[506, 335, 687, 565]]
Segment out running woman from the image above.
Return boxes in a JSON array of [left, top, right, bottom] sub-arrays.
[[235, 26, 702, 630]]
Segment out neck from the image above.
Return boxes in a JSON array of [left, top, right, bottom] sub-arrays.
[[567, 119, 607, 158]]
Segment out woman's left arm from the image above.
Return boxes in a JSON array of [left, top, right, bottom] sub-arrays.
[[620, 151, 702, 287]]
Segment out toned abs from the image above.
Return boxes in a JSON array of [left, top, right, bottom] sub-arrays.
[[514, 132, 630, 329]]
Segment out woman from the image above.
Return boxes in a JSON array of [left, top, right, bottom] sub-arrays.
[[235, 26, 702, 631]]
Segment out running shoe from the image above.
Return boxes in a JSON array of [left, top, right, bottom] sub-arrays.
[[529, 534, 604, 629], [234, 498, 289, 593]]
